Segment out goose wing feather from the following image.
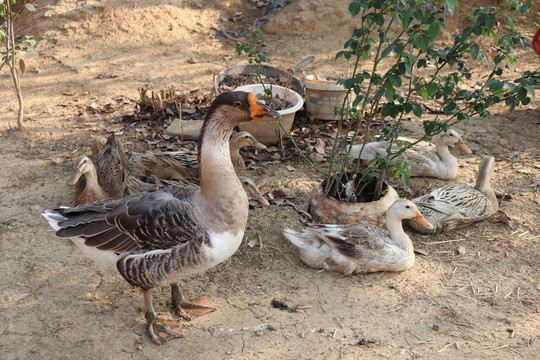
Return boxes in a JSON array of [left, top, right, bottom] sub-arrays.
[[56, 185, 206, 254]]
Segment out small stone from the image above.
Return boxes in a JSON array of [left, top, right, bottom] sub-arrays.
[[147, 75, 157, 81], [433, 324, 440, 331], [499, 138, 508, 146], [30, 204, 42, 211], [456, 246, 466, 255]]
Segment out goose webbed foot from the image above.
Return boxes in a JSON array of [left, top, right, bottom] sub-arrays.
[[145, 311, 184, 345], [170, 283, 216, 321]]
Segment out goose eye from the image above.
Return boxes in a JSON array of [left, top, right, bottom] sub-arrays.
[[449, 133, 454, 136], [234, 101, 243, 107], [405, 205, 410, 209]]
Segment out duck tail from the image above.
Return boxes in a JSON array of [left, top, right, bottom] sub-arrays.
[[475, 156, 494, 192], [283, 228, 315, 249]]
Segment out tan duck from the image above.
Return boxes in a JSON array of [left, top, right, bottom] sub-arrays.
[[135, 131, 266, 183], [407, 155, 498, 234], [43, 91, 280, 345], [352, 129, 472, 180], [284, 199, 433, 274], [127, 175, 270, 206], [69, 133, 129, 206]]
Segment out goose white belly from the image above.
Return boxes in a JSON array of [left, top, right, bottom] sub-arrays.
[[154, 229, 245, 286]]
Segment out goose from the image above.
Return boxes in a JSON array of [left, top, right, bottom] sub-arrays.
[[43, 91, 280, 345], [68, 133, 129, 206], [407, 155, 498, 234], [351, 129, 472, 180], [126, 175, 269, 206], [284, 199, 433, 274], [135, 131, 266, 183]]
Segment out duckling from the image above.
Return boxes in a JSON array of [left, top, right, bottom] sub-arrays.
[[69, 133, 129, 206], [284, 199, 433, 274], [43, 91, 280, 345], [135, 131, 266, 183], [352, 129, 472, 180], [407, 155, 498, 234], [127, 175, 269, 206]]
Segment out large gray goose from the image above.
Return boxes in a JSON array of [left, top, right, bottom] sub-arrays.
[[42, 91, 280, 345], [407, 155, 498, 234]]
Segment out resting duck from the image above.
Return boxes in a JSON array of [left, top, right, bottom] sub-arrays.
[[127, 175, 269, 206], [352, 129, 472, 180], [284, 199, 433, 274], [135, 131, 266, 183], [43, 91, 280, 345], [407, 155, 498, 234], [69, 133, 129, 206]]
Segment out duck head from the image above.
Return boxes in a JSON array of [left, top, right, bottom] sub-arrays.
[[68, 156, 94, 185], [389, 199, 434, 230], [433, 129, 472, 154]]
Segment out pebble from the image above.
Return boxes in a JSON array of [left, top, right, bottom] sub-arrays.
[[433, 324, 440, 331], [499, 138, 508, 146], [30, 204, 42, 211], [456, 246, 466, 255]]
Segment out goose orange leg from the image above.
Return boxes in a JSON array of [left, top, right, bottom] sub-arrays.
[[170, 283, 216, 320], [143, 288, 184, 345]]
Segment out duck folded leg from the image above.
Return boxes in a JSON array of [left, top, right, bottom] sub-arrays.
[[170, 283, 216, 321], [143, 288, 184, 345]]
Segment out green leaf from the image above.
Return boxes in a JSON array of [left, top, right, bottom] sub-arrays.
[[428, 21, 441, 40], [0, 28, 5, 42], [349, 1, 361, 17], [25, 3, 36, 11], [470, 43, 480, 60], [415, 34, 430, 52], [420, 87, 428, 100], [445, 0, 457, 16]]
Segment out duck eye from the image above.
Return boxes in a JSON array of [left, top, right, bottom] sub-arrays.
[[234, 101, 243, 107], [405, 205, 410, 209], [449, 133, 454, 136]]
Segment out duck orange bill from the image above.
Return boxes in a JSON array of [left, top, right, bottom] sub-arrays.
[[253, 192, 270, 206], [248, 92, 281, 120], [455, 140, 472, 154], [412, 212, 434, 230]]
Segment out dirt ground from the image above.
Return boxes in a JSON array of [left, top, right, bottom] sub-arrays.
[[1, 0, 539, 359]]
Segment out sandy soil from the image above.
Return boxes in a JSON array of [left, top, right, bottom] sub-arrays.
[[1, 0, 539, 359]]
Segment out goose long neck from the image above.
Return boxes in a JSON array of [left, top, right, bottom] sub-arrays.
[[385, 214, 413, 254], [197, 121, 248, 232]]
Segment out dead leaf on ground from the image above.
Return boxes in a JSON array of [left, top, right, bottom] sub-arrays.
[[309, 152, 326, 163], [97, 72, 118, 79], [535, 195, 540, 205], [314, 138, 326, 154], [494, 211, 521, 229]]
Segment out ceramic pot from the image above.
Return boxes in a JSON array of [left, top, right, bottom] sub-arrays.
[[308, 181, 399, 227], [233, 84, 303, 145]]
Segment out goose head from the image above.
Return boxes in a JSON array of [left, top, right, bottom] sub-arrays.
[[388, 199, 433, 229], [231, 131, 267, 150], [433, 129, 472, 154], [204, 91, 280, 129], [68, 156, 95, 185]]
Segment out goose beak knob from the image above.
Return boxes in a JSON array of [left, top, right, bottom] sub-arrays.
[[248, 93, 281, 120]]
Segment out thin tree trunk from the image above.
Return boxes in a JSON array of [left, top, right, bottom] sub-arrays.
[[5, 1, 24, 130]]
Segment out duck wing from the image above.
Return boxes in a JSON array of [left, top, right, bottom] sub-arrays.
[[309, 224, 397, 265], [415, 184, 488, 219], [55, 184, 206, 254]]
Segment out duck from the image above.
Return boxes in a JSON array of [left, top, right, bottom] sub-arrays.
[[42, 91, 280, 345], [127, 175, 270, 206], [407, 155, 498, 234], [351, 129, 472, 180], [68, 133, 129, 206], [283, 199, 433, 274], [135, 131, 266, 183]]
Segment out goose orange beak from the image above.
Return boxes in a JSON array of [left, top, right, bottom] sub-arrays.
[[455, 140, 472, 154], [248, 93, 281, 120], [412, 211, 434, 230]]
